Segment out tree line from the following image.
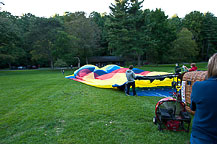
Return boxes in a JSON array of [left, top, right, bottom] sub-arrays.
[[0, 0, 217, 68]]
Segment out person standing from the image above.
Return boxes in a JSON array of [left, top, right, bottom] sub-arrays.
[[61, 69, 64, 75], [190, 53, 217, 144], [175, 63, 181, 74], [126, 65, 137, 96]]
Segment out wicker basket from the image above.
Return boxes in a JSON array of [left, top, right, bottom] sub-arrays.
[[182, 71, 208, 114]]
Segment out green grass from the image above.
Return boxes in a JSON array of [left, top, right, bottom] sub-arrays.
[[141, 62, 208, 72], [0, 64, 207, 144]]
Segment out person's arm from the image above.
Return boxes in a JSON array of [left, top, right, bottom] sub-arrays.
[[132, 72, 136, 79], [184, 66, 189, 71]]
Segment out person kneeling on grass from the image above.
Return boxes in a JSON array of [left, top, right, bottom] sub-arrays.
[[125, 65, 137, 96]]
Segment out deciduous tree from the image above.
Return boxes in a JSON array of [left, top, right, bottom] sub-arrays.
[[169, 28, 198, 63]]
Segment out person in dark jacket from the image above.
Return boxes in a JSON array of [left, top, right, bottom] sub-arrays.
[[175, 63, 181, 74], [125, 65, 137, 96], [190, 53, 217, 144]]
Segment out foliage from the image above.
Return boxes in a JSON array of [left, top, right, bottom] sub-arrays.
[[168, 16, 183, 33], [29, 17, 64, 69], [200, 12, 217, 60], [107, 0, 145, 66], [183, 11, 217, 61], [54, 59, 67, 67], [144, 9, 176, 64], [106, 0, 130, 56], [1, 7, 217, 68], [89, 11, 109, 56], [182, 11, 204, 61], [127, 0, 145, 66], [53, 30, 76, 66], [0, 12, 25, 68], [183, 11, 204, 41], [64, 12, 100, 64], [169, 28, 198, 63]]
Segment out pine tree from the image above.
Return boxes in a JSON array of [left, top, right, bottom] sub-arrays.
[[145, 9, 176, 64], [106, 0, 145, 66], [106, 0, 130, 55], [127, 0, 144, 66], [201, 12, 217, 60]]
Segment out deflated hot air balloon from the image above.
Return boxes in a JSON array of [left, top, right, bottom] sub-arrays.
[[65, 64, 178, 97]]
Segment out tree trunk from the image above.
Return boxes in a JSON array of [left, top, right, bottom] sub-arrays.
[[74, 57, 80, 68], [8, 62, 11, 69], [78, 59, 80, 68], [206, 41, 210, 61], [202, 40, 205, 60], [86, 57, 88, 64], [137, 54, 141, 67], [51, 60, 54, 69]]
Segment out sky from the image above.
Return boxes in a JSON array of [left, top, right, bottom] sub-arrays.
[[1, 0, 217, 18]]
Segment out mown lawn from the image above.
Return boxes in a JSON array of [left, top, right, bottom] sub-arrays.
[[0, 64, 207, 144]]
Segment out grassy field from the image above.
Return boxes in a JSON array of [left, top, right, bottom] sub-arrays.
[[0, 64, 207, 144]]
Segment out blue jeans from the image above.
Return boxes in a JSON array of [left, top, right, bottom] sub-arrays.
[[126, 81, 136, 96]]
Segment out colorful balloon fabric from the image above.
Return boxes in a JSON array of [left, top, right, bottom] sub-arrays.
[[65, 65, 175, 92]]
